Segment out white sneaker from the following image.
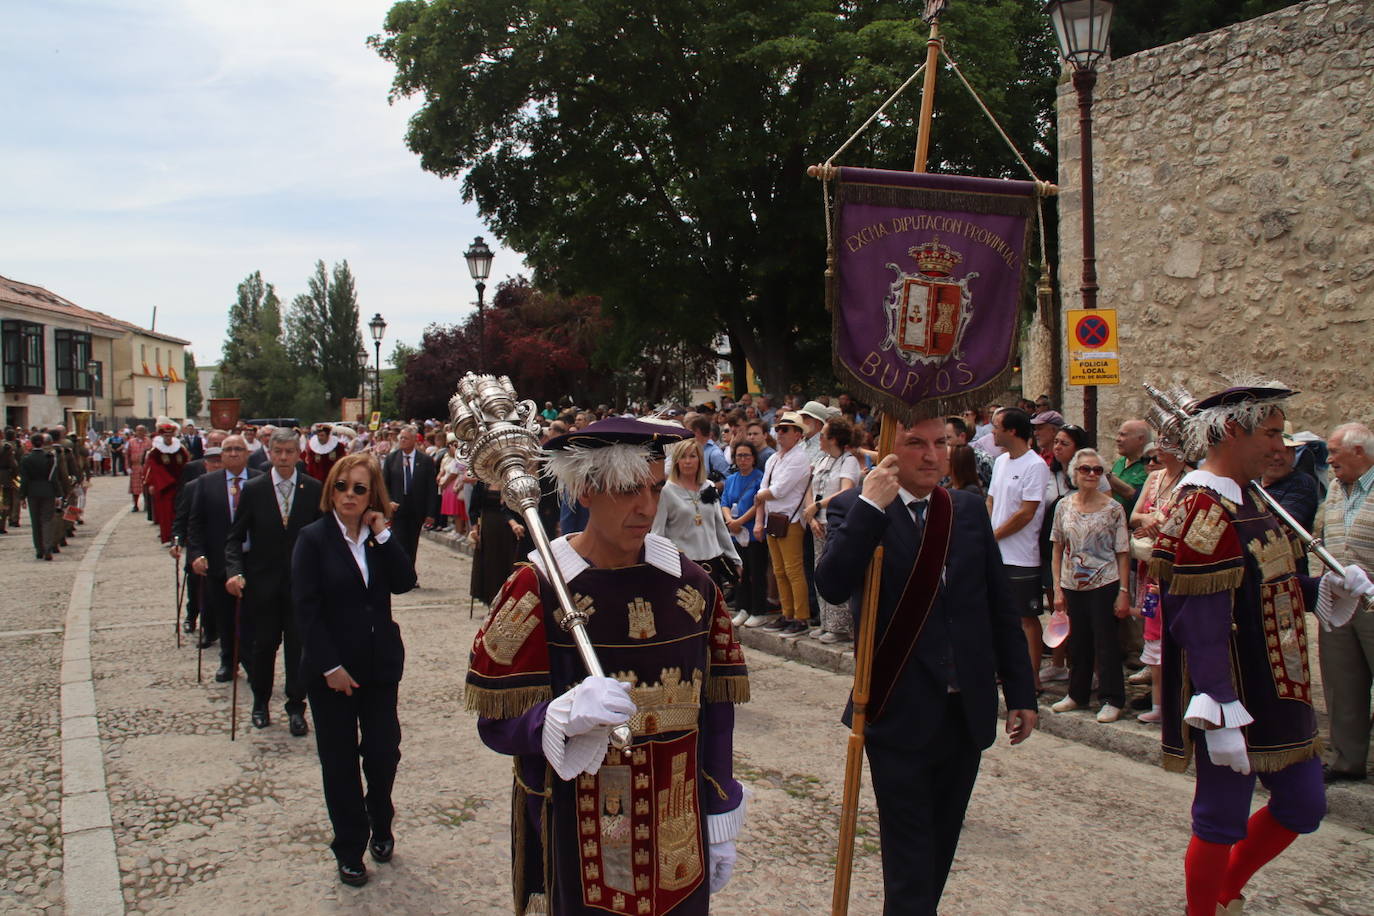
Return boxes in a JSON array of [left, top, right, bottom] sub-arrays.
[[808, 627, 827, 639], [1041, 665, 1069, 683], [1097, 704, 1122, 723], [1128, 667, 1153, 685], [731, 609, 750, 627], [1051, 697, 1079, 713], [742, 614, 777, 628]]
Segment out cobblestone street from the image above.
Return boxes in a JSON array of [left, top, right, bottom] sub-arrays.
[[3, 478, 1373, 915]]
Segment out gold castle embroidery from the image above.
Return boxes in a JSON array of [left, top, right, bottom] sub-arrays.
[[481, 591, 540, 665], [656, 752, 703, 891], [676, 586, 705, 623], [1248, 529, 1297, 582], [1184, 502, 1229, 555], [627, 598, 656, 640], [610, 668, 703, 736]]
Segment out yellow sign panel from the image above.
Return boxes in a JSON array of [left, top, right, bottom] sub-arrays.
[[1066, 308, 1120, 386], [369, 411, 382, 431]]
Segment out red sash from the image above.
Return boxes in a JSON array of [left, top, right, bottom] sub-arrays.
[[867, 485, 954, 723]]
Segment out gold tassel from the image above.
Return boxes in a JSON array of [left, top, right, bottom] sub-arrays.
[[1161, 751, 1190, 774], [465, 684, 551, 718], [1249, 743, 1318, 773], [705, 676, 751, 705], [521, 892, 548, 915], [1164, 568, 1245, 595], [1146, 557, 1173, 581]]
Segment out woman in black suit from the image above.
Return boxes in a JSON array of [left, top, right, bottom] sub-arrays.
[[292, 453, 417, 887]]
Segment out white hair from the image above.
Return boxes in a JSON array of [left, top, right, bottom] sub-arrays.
[[1067, 447, 1103, 478], [1183, 373, 1292, 457], [544, 443, 659, 503], [1330, 422, 1374, 454]]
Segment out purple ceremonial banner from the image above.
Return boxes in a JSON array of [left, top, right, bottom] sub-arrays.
[[828, 167, 1038, 422]]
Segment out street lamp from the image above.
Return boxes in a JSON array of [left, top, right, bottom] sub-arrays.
[[1046, 0, 1113, 443], [86, 358, 98, 415], [368, 312, 386, 414], [161, 374, 170, 418], [464, 236, 494, 371], [356, 346, 370, 410]]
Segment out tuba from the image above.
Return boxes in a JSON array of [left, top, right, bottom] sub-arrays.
[[69, 409, 94, 441]]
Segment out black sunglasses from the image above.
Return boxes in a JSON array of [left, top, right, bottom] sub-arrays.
[[1061, 424, 1086, 434], [333, 480, 370, 495]]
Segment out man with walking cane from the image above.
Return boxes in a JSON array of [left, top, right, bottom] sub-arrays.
[[816, 417, 1036, 914]]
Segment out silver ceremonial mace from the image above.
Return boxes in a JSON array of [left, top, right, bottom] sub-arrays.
[[451, 373, 633, 750], [1142, 383, 1366, 606]]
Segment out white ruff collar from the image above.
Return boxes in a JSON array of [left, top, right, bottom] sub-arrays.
[[1181, 469, 1243, 504], [528, 532, 682, 582], [308, 436, 340, 455], [152, 438, 184, 454]]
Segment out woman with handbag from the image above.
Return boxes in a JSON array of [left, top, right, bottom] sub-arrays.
[[722, 441, 766, 627], [750, 411, 813, 635], [292, 453, 418, 887], [653, 438, 740, 588], [802, 417, 862, 644]]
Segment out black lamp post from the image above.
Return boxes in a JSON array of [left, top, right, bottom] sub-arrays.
[[161, 374, 170, 418], [356, 346, 370, 414], [464, 236, 494, 371], [368, 312, 386, 414], [86, 358, 98, 414], [1046, 0, 1113, 443]]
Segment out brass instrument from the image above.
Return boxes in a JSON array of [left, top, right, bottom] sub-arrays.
[[450, 373, 633, 750], [69, 409, 93, 441]]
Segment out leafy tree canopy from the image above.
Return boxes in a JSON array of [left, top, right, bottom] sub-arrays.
[[371, 0, 1059, 394], [1109, 0, 1303, 58]]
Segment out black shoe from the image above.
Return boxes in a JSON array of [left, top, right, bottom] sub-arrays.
[[288, 712, 308, 737], [50, 546, 60, 554], [369, 836, 394, 863], [1129, 694, 1152, 711], [337, 861, 368, 887], [197, 633, 215, 649], [251, 707, 270, 729], [183, 618, 197, 633], [1323, 764, 1366, 784], [214, 665, 232, 683], [43, 552, 53, 561]]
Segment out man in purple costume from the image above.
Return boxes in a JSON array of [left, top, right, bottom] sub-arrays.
[[1148, 380, 1374, 915], [466, 417, 750, 916]]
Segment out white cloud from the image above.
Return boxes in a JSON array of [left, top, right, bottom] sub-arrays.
[[0, 0, 521, 367]]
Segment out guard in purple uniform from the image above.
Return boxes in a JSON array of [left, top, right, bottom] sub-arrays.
[[466, 418, 749, 916], [1148, 380, 1374, 916]]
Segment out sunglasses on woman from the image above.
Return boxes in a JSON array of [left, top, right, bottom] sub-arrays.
[[333, 480, 370, 495], [1145, 454, 1162, 464], [1077, 465, 1105, 475]]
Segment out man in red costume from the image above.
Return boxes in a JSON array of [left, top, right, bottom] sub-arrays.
[[303, 423, 346, 482], [144, 418, 190, 543]]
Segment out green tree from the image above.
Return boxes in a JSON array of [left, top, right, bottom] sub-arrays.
[[285, 260, 366, 408], [371, 0, 1058, 394], [219, 273, 304, 418], [183, 352, 202, 417]]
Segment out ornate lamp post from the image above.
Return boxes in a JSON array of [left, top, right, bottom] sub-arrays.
[[86, 358, 99, 415], [1046, 0, 1113, 442], [463, 236, 494, 371], [356, 346, 370, 417], [368, 312, 387, 414], [161, 374, 170, 418]]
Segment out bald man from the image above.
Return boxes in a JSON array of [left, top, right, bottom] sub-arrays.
[[1108, 419, 1152, 514]]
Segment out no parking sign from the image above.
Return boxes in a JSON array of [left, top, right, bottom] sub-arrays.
[[1066, 308, 1120, 386]]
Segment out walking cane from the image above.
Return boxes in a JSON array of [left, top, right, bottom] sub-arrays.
[[172, 542, 184, 649], [230, 596, 242, 741], [196, 577, 206, 684]]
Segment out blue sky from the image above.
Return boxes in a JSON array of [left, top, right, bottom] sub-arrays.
[[1, 0, 519, 367]]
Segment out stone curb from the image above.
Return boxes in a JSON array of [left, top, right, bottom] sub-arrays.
[[422, 534, 1374, 830], [61, 509, 126, 916]]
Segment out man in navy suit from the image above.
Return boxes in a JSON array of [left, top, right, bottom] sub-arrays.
[[188, 435, 261, 682], [227, 427, 323, 735], [816, 415, 1038, 916], [381, 426, 437, 563]]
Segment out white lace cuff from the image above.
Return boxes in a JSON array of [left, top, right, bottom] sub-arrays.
[[542, 690, 610, 781], [706, 787, 749, 844], [1183, 694, 1254, 730]]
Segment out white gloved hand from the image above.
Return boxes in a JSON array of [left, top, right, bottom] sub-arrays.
[[1205, 726, 1250, 775], [1331, 564, 1374, 601], [566, 677, 636, 737], [708, 840, 736, 894]]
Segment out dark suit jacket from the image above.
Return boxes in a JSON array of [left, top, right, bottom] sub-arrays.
[[815, 487, 1036, 751], [382, 449, 438, 524], [291, 516, 417, 684], [183, 434, 204, 461], [225, 471, 323, 593], [18, 449, 60, 501], [187, 468, 262, 580]]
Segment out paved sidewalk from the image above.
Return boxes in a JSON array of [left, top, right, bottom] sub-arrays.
[[3, 482, 1372, 915]]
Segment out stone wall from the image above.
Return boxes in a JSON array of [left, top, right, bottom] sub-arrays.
[[1054, 0, 1374, 437]]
